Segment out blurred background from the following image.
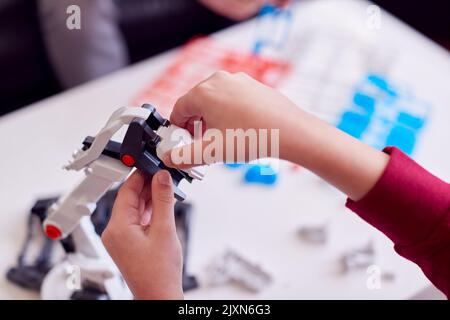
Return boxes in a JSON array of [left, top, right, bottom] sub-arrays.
[[0, 0, 448, 117]]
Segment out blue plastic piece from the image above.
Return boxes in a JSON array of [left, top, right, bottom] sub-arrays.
[[386, 125, 416, 155], [225, 163, 245, 169], [252, 3, 293, 54], [259, 3, 276, 15], [335, 73, 430, 159], [367, 74, 397, 97], [397, 112, 425, 130], [252, 41, 264, 55], [244, 164, 278, 185], [353, 93, 376, 115], [337, 111, 371, 139]]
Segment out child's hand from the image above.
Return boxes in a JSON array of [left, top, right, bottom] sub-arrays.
[[198, 0, 262, 21], [198, 0, 290, 21], [167, 71, 389, 201], [165, 71, 303, 167], [102, 170, 184, 300]]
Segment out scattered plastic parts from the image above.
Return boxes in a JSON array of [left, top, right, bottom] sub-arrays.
[[244, 164, 278, 185], [7, 191, 198, 297], [253, 3, 293, 55], [133, 37, 291, 114], [341, 242, 376, 273], [206, 250, 272, 293], [298, 225, 328, 245], [7, 198, 60, 291], [337, 73, 430, 156], [381, 271, 396, 282], [7, 194, 114, 293], [174, 202, 199, 291], [367, 74, 397, 97]]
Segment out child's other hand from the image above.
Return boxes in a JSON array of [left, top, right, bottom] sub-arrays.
[[102, 170, 183, 300], [166, 71, 302, 168], [198, 0, 263, 21], [198, 0, 290, 21]]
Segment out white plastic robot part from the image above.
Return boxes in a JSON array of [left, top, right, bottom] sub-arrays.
[[41, 217, 132, 300], [39, 106, 205, 300], [65, 107, 151, 171], [65, 106, 205, 180], [156, 125, 207, 181], [45, 106, 205, 240], [43, 155, 132, 240]]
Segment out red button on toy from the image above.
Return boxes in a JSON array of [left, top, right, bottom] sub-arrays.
[[121, 154, 136, 167], [45, 225, 62, 240]]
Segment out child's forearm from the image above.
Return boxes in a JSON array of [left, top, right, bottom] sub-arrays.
[[283, 109, 390, 201], [167, 71, 389, 201], [167, 72, 449, 297]]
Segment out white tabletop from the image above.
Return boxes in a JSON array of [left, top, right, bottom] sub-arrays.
[[0, 0, 449, 299]]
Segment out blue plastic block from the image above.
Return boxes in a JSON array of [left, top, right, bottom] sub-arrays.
[[225, 163, 245, 169], [337, 111, 371, 139], [397, 112, 425, 130], [367, 74, 397, 97], [353, 93, 376, 115], [260, 4, 276, 15], [244, 164, 278, 185], [386, 125, 416, 155], [252, 41, 264, 55]]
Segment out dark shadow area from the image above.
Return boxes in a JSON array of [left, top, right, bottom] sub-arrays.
[[374, 0, 450, 49], [0, 0, 61, 116], [0, 0, 234, 117]]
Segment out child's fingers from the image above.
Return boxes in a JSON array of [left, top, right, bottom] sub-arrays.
[[162, 139, 219, 170], [139, 178, 153, 226], [121, 170, 146, 198], [170, 71, 223, 128], [148, 171, 176, 235], [111, 170, 146, 225], [170, 94, 200, 130]]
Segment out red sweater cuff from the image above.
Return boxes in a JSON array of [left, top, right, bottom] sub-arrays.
[[346, 147, 450, 246]]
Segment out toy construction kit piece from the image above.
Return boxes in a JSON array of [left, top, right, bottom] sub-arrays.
[[174, 202, 199, 291], [341, 242, 376, 273], [44, 104, 205, 241], [133, 37, 292, 113], [7, 198, 59, 291], [8, 190, 199, 299], [379, 270, 396, 282], [298, 225, 328, 245], [253, 3, 293, 55], [205, 250, 272, 293], [7, 104, 204, 300], [341, 242, 396, 281], [244, 164, 278, 185], [226, 161, 279, 186]]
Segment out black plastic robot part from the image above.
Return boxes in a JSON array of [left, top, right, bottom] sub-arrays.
[[7, 190, 198, 299], [82, 104, 192, 201], [7, 104, 198, 299]]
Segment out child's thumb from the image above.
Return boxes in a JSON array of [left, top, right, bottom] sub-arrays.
[[150, 170, 176, 232], [163, 140, 215, 170]]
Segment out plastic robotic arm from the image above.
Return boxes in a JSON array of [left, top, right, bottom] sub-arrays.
[[43, 104, 205, 241], [65, 107, 152, 171], [37, 104, 205, 299]]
